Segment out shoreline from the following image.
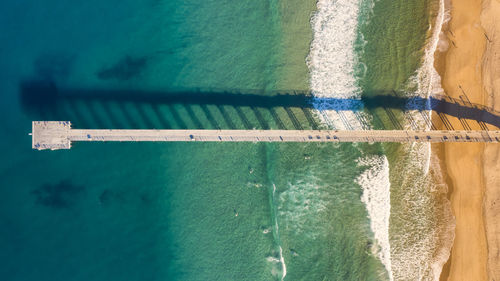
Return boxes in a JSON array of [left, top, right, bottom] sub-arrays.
[[432, 1, 455, 279], [433, 0, 500, 280]]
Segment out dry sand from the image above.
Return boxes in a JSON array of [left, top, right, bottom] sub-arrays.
[[480, 0, 500, 279], [436, 0, 500, 280]]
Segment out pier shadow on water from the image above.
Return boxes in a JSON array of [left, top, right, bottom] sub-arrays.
[[19, 79, 500, 131]]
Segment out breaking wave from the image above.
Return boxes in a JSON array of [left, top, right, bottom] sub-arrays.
[[307, 0, 367, 130], [357, 156, 393, 281]]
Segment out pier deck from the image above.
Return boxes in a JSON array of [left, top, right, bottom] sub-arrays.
[[32, 121, 500, 150]]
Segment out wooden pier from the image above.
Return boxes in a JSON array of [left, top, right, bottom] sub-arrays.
[[32, 121, 500, 150]]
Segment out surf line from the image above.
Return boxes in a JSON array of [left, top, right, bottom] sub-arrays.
[[269, 182, 287, 280]]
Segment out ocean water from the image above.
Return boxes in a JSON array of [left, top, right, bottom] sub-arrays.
[[0, 0, 452, 280]]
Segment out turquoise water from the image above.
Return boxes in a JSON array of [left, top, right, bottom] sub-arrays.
[[0, 0, 449, 280]]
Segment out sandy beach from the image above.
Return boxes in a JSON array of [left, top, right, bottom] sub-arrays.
[[436, 0, 500, 280], [481, 0, 500, 279]]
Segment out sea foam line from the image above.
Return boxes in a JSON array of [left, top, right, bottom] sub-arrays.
[[357, 156, 393, 281], [410, 0, 448, 175], [415, 0, 455, 280], [270, 183, 287, 281], [414, 0, 448, 99], [390, 0, 453, 279], [273, 183, 287, 281]]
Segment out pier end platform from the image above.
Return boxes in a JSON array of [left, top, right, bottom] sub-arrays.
[[32, 121, 71, 150]]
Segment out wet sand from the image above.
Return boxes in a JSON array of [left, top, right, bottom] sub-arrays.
[[436, 0, 500, 280]]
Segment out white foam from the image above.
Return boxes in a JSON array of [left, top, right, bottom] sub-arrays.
[[413, 0, 448, 99], [279, 246, 287, 281], [270, 183, 287, 281], [384, 3, 454, 279], [407, 0, 447, 177], [278, 178, 327, 239], [307, 0, 361, 98], [388, 1, 455, 270], [388, 142, 455, 281], [409, 1, 455, 279], [266, 256, 280, 263], [307, 0, 367, 130], [356, 156, 393, 281]]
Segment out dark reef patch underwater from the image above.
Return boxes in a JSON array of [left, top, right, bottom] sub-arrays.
[[32, 180, 85, 209], [96, 55, 150, 81]]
